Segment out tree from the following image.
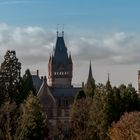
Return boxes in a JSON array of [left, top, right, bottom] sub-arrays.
[[0, 72, 7, 106], [15, 93, 46, 140], [84, 77, 95, 99], [90, 83, 109, 140], [74, 90, 86, 101], [109, 111, 140, 140], [17, 69, 36, 103], [0, 50, 21, 103], [0, 102, 19, 140], [70, 98, 92, 140]]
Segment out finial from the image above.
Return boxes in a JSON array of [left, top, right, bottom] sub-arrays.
[[56, 24, 59, 36], [62, 24, 64, 37]]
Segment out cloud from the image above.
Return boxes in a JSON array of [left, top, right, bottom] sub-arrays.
[[0, 23, 140, 74], [0, 23, 55, 65], [68, 32, 140, 65]]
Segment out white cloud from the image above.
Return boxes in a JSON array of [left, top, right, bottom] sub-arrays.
[[0, 23, 139, 87]]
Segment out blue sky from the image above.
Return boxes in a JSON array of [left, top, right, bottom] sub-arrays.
[[0, 0, 140, 88], [0, 0, 140, 32]]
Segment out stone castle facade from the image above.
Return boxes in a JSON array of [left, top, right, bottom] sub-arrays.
[[32, 32, 89, 131]]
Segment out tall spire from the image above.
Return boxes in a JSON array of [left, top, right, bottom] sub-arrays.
[[87, 60, 93, 82], [106, 72, 112, 90], [85, 60, 95, 98], [108, 72, 110, 82]]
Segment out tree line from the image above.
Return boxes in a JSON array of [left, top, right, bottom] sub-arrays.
[[70, 72, 140, 140], [0, 50, 140, 140], [0, 50, 48, 140]]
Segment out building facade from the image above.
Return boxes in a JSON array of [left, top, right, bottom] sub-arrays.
[[36, 32, 81, 130]]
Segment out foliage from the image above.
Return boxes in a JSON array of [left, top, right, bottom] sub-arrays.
[[17, 69, 36, 103], [71, 98, 92, 140], [74, 90, 86, 101], [15, 93, 46, 140], [109, 111, 140, 140], [0, 72, 7, 106], [0, 50, 21, 103], [84, 77, 95, 98], [0, 102, 19, 140], [90, 84, 109, 140]]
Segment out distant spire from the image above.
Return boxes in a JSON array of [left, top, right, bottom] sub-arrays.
[[108, 72, 110, 82], [87, 60, 94, 83], [106, 72, 112, 90]]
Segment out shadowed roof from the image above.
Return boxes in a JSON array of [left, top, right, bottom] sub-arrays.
[[37, 77, 56, 108], [53, 34, 69, 66]]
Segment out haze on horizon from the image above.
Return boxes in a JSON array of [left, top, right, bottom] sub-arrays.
[[0, 0, 140, 89]]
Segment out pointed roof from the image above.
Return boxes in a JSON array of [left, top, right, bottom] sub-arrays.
[[106, 73, 112, 90], [53, 32, 69, 65], [107, 72, 110, 82], [87, 61, 94, 83], [37, 77, 56, 108], [68, 53, 72, 64]]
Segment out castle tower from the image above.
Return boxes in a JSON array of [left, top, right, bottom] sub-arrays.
[[48, 31, 73, 87]]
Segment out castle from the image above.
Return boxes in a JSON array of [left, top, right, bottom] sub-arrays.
[[31, 31, 93, 131]]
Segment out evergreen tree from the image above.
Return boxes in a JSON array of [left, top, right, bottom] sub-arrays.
[[71, 98, 92, 140], [15, 93, 46, 140], [90, 84, 109, 140], [0, 50, 21, 103], [0, 71, 7, 106], [17, 69, 36, 103], [0, 102, 19, 140], [105, 77, 116, 125], [74, 90, 86, 101]]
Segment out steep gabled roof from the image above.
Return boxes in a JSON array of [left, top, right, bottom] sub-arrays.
[[37, 77, 56, 108], [53, 33, 69, 66]]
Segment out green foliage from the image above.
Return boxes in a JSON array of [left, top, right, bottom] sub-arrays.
[[75, 90, 86, 101], [15, 93, 46, 140], [0, 102, 19, 140], [71, 81, 140, 140], [71, 98, 92, 140], [109, 111, 140, 140], [84, 77, 95, 98], [90, 84, 109, 140], [17, 69, 36, 104], [0, 73, 7, 106], [0, 50, 21, 103]]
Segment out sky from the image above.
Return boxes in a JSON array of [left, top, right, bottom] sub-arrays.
[[0, 0, 140, 89]]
